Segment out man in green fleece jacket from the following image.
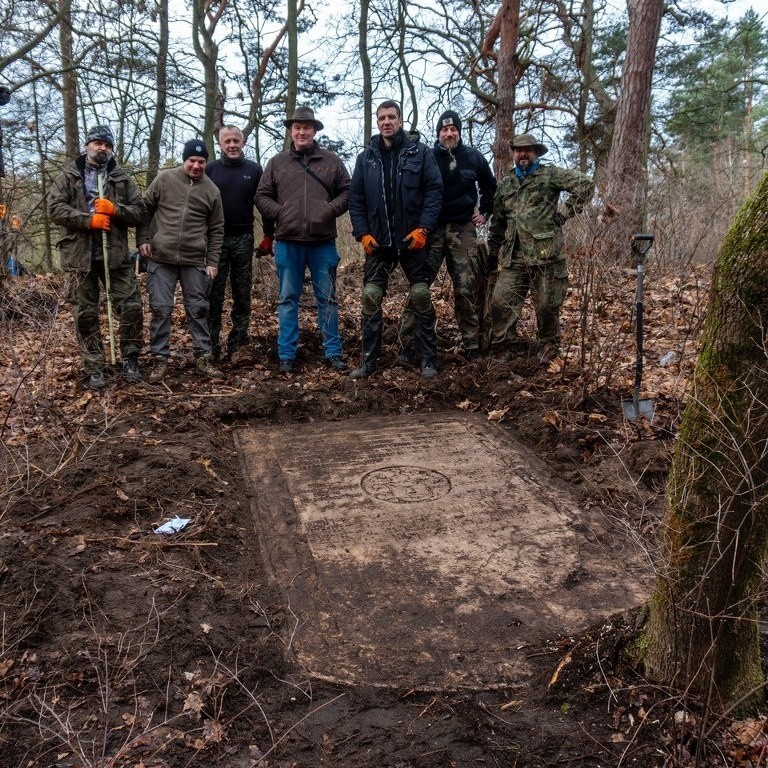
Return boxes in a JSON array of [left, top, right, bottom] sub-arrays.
[[137, 139, 225, 383]]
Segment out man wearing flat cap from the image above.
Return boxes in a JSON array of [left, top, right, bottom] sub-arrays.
[[49, 124, 145, 389], [255, 106, 350, 374], [488, 133, 594, 358], [137, 139, 225, 383]]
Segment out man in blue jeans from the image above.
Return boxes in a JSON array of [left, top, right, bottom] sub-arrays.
[[255, 106, 351, 373]]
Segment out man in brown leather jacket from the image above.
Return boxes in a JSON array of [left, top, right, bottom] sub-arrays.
[[255, 106, 350, 374]]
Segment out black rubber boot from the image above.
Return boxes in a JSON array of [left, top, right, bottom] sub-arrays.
[[351, 312, 382, 379], [414, 306, 438, 369]]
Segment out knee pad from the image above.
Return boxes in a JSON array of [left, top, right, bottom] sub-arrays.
[[408, 282, 432, 314], [151, 304, 173, 321], [186, 300, 209, 320], [361, 283, 384, 315]]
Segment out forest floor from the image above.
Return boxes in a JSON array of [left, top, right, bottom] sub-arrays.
[[2, 258, 766, 767]]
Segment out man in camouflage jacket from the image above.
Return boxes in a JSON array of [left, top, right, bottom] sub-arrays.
[[49, 124, 145, 389], [488, 133, 594, 355]]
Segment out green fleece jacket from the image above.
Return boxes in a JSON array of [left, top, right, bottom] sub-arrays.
[[137, 166, 224, 267]]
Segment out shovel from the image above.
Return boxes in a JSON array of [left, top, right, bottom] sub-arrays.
[[622, 234, 655, 422]]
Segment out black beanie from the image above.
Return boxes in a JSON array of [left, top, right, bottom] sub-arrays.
[[182, 139, 209, 161], [436, 110, 462, 136]]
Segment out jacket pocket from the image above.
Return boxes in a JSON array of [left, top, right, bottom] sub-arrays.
[[309, 202, 333, 238], [276, 200, 301, 238]]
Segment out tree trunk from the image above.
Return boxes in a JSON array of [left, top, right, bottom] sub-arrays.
[[284, 0, 298, 150], [491, 0, 520, 177], [58, 0, 79, 157], [575, 0, 594, 174], [147, 0, 169, 186], [603, 0, 663, 243], [359, 0, 372, 144], [642, 171, 768, 713], [192, 0, 226, 150]]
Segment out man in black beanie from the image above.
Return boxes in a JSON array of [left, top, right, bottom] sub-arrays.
[[137, 139, 225, 383], [398, 109, 497, 361]]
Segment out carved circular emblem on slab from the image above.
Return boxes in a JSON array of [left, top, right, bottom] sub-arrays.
[[361, 466, 451, 503]]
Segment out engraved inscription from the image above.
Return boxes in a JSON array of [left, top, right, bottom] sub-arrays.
[[361, 466, 452, 504]]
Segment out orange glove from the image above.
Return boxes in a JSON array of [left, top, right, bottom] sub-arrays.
[[94, 198, 117, 216], [404, 227, 428, 250], [89, 213, 111, 231], [361, 234, 379, 255], [256, 236, 274, 256]]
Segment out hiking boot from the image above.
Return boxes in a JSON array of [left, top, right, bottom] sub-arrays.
[[279, 359, 294, 374], [420, 360, 438, 380], [196, 355, 224, 379], [350, 361, 376, 379], [398, 346, 417, 366], [86, 372, 106, 390], [504, 341, 524, 361], [325, 356, 347, 372], [149, 356, 169, 383], [122, 354, 141, 383], [536, 341, 562, 363]]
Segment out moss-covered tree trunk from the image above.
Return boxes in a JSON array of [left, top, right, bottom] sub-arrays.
[[642, 172, 768, 712]]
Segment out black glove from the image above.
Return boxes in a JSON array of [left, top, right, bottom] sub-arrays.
[[552, 211, 569, 227]]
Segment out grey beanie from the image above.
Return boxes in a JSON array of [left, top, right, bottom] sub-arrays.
[[85, 124, 114, 147]]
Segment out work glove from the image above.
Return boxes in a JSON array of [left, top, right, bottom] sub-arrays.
[[361, 234, 378, 255], [89, 213, 111, 231], [552, 211, 569, 227], [256, 236, 274, 257], [94, 198, 117, 216], [404, 228, 428, 250]]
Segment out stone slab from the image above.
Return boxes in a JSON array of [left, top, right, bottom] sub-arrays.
[[235, 413, 649, 690]]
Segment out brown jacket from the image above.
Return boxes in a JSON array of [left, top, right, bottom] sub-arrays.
[[255, 142, 350, 242]]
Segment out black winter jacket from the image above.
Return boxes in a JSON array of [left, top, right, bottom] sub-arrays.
[[433, 139, 497, 224], [349, 131, 443, 248]]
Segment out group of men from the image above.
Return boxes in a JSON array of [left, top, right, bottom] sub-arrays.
[[49, 101, 594, 389]]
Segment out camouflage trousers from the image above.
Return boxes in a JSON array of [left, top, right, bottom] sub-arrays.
[[398, 221, 485, 353], [489, 258, 568, 347], [65, 263, 143, 375], [208, 233, 254, 356]]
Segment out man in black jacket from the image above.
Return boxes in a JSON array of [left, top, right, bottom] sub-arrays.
[[348, 100, 443, 380], [399, 110, 497, 361], [205, 125, 270, 361]]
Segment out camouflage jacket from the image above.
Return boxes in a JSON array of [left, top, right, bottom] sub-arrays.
[[487, 163, 594, 267]]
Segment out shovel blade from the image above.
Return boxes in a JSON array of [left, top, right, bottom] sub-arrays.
[[622, 398, 655, 422]]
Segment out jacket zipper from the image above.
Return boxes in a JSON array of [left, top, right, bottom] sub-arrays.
[[176, 178, 193, 262]]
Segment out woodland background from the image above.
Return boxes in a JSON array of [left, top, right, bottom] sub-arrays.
[[0, 0, 767, 274]]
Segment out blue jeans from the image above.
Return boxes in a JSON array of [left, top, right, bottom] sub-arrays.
[[274, 240, 342, 361]]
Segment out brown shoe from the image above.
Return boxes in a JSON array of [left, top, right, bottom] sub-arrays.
[[196, 355, 224, 379], [148, 356, 168, 384]]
